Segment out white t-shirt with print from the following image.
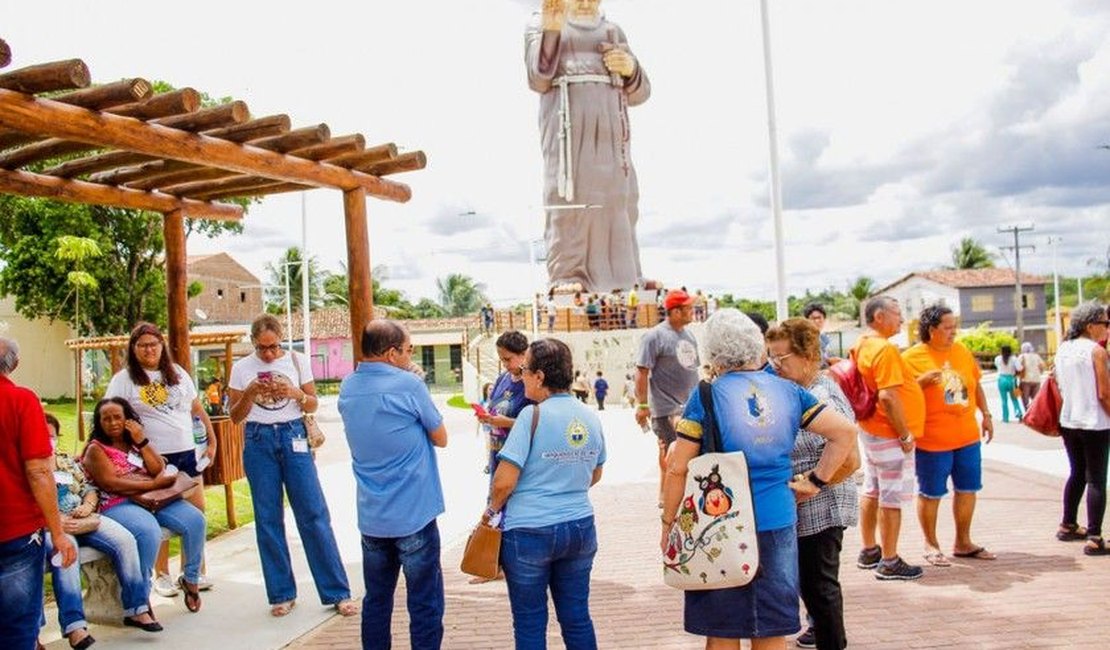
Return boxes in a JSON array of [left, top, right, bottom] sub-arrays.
[[106, 365, 196, 454], [229, 351, 313, 424]]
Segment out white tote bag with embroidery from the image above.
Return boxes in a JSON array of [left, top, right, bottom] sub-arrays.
[[662, 382, 760, 590]]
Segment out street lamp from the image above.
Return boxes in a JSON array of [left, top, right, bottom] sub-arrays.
[[1048, 236, 1063, 346]]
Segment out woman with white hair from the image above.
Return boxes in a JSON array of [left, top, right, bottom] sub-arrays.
[[1017, 342, 1046, 409], [660, 309, 858, 650], [1054, 302, 1110, 555]]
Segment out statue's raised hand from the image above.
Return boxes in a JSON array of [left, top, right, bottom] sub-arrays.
[[542, 0, 567, 31]]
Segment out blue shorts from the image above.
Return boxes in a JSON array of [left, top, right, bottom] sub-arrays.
[[684, 526, 800, 639], [163, 449, 201, 479], [915, 442, 982, 499]]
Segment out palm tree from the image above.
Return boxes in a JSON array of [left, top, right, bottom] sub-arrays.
[[264, 247, 324, 312], [950, 237, 995, 269], [435, 273, 487, 317], [848, 276, 874, 303], [54, 235, 102, 336]]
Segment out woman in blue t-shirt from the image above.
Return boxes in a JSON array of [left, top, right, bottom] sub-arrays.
[[480, 338, 606, 649], [659, 309, 857, 650]]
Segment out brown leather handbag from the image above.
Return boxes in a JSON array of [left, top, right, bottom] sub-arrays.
[[460, 405, 541, 579], [132, 474, 198, 512]]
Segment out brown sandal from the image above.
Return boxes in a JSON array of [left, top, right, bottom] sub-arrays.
[[178, 576, 201, 613]]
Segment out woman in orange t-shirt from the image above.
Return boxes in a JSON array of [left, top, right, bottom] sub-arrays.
[[902, 304, 995, 567]]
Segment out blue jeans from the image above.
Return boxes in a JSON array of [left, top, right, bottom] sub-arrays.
[[500, 516, 598, 650], [360, 519, 444, 650], [45, 532, 87, 635], [80, 515, 152, 615], [104, 499, 206, 583], [244, 419, 350, 605], [0, 530, 47, 650]]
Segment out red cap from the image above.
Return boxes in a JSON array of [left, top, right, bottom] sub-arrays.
[[664, 289, 694, 311]]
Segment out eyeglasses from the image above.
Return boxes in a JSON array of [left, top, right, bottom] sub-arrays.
[[254, 343, 282, 353], [1095, 320, 1110, 326], [135, 341, 162, 350], [769, 353, 794, 367], [392, 344, 414, 354]]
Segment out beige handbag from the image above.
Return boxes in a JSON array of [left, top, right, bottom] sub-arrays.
[[290, 352, 326, 449]]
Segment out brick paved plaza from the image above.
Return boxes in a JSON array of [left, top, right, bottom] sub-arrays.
[[290, 420, 1110, 650]]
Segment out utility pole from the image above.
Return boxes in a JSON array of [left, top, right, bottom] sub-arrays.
[[998, 223, 1035, 343], [1047, 236, 1063, 349]]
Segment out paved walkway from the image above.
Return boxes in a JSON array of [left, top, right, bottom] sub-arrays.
[[290, 413, 1110, 649]]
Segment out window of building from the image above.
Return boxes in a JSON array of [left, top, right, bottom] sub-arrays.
[[342, 342, 353, 362], [240, 291, 247, 302], [216, 288, 224, 299], [970, 294, 994, 312], [1013, 293, 1034, 310], [449, 344, 462, 372], [420, 346, 436, 384]]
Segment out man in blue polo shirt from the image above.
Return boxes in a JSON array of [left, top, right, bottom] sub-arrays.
[[338, 319, 448, 650]]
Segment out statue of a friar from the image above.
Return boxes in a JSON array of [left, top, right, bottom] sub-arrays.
[[526, 0, 650, 292]]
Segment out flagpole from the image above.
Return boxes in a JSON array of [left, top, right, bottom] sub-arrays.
[[760, 0, 788, 321]]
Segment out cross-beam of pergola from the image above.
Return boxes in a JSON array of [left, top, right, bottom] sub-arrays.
[[0, 38, 426, 367]]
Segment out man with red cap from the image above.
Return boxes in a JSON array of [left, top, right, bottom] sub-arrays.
[[635, 290, 700, 506]]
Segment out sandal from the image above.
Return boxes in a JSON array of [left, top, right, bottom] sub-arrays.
[[334, 598, 359, 617], [1057, 524, 1088, 541], [178, 575, 202, 613], [270, 600, 296, 617], [953, 546, 997, 560], [1083, 537, 1110, 556], [68, 629, 96, 650], [923, 550, 951, 567]]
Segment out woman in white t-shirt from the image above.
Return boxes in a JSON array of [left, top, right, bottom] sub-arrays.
[[227, 314, 356, 618], [1017, 342, 1046, 409], [106, 322, 216, 596]]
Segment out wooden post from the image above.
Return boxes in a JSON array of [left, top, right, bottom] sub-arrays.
[[163, 209, 191, 373], [343, 189, 372, 361], [74, 349, 85, 441]]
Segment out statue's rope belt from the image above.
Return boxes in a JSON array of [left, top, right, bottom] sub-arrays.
[[553, 74, 615, 202]]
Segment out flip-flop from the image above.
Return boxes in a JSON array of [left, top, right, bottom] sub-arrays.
[[923, 550, 951, 567], [953, 546, 997, 560], [270, 600, 296, 617]]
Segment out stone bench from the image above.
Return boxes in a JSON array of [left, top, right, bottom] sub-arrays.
[[79, 527, 175, 626]]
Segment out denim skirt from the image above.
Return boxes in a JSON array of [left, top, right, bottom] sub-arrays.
[[684, 525, 800, 639]]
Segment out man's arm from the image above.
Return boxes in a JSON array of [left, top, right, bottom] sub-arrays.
[[635, 366, 651, 426], [25, 457, 77, 567], [877, 388, 914, 452], [427, 422, 448, 448]]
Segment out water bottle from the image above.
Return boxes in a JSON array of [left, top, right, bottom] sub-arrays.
[[193, 416, 210, 471]]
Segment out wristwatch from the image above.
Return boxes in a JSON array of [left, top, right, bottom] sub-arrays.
[[806, 471, 828, 489], [299, 392, 309, 406]]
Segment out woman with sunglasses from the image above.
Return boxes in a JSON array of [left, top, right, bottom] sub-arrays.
[[228, 314, 356, 617]]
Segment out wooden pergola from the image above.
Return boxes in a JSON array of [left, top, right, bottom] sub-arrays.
[[0, 37, 425, 370]]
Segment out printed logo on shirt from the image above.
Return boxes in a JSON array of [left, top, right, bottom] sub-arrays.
[[676, 339, 698, 370], [565, 418, 590, 448], [744, 387, 776, 430], [139, 382, 170, 410], [253, 372, 295, 411]]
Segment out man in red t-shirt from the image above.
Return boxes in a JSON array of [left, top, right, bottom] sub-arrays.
[[0, 337, 76, 648]]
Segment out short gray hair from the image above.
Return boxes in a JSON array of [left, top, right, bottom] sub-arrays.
[[864, 295, 897, 325], [0, 337, 19, 374], [703, 308, 765, 371], [1065, 301, 1108, 341]]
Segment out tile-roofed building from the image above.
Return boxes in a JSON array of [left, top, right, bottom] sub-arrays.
[[871, 268, 1051, 351]]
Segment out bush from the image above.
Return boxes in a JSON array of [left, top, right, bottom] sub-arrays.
[[956, 323, 1019, 356]]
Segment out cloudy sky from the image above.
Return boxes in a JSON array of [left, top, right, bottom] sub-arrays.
[[4, 0, 1109, 304]]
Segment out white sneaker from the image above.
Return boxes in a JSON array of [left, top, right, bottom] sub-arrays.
[[153, 573, 180, 597]]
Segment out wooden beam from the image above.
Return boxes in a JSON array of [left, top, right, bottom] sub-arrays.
[[0, 168, 243, 220], [0, 59, 90, 94], [241, 124, 330, 154], [290, 134, 365, 161], [344, 189, 373, 361], [0, 39, 10, 69], [327, 142, 397, 169], [360, 150, 426, 176], [0, 89, 206, 169], [0, 79, 154, 150], [204, 114, 291, 142], [0, 90, 412, 202], [190, 182, 311, 202], [163, 209, 191, 373], [44, 102, 252, 178], [173, 174, 283, 199]]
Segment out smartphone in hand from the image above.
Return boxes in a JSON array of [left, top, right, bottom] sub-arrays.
[[471, 403, 490, 418], [257, 371, 273, 382]]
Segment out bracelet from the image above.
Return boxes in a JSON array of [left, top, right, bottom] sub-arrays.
[[899, 435, 914, 444], [981, 412, 993, 419], [484, 508, 497, 520], [638, 403, 650, 409], [807, 470, 828, 489], [299, 392, 309, 406], [134, 438, 150, 449]]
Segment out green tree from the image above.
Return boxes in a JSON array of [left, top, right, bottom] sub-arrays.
[[54, 235, 102, 336], [264, 247, 324, 313], [949, 237, 995, 269], [435, 273, 487, 317]]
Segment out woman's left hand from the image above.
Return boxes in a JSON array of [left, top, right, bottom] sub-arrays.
[[659, 525, 671, 555], [70, 503, 94, 518], [789, 473, 820, 503]]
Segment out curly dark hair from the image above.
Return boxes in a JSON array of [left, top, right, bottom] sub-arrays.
[[527, 338, 573, 391], [90, 397, 142, 447], [802, 303, 827, 319], [126, 322, 180, 386], [917, 304, 954, 343], [496, 330, 529, 354]]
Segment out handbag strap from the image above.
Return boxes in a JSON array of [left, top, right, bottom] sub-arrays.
[[698, 380, 723, 454]]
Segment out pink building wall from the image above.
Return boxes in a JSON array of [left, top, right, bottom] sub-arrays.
[[310, 337, 354, 380]]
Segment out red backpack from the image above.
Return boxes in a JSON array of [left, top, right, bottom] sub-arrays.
[[828, 343, 878, 421]]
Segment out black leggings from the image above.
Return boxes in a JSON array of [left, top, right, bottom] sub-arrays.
[[1060, 427, 1110, 538]]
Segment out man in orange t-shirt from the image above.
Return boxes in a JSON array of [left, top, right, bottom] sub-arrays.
[[902, 304, 995, 566], [853, 296, 926, 581]]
